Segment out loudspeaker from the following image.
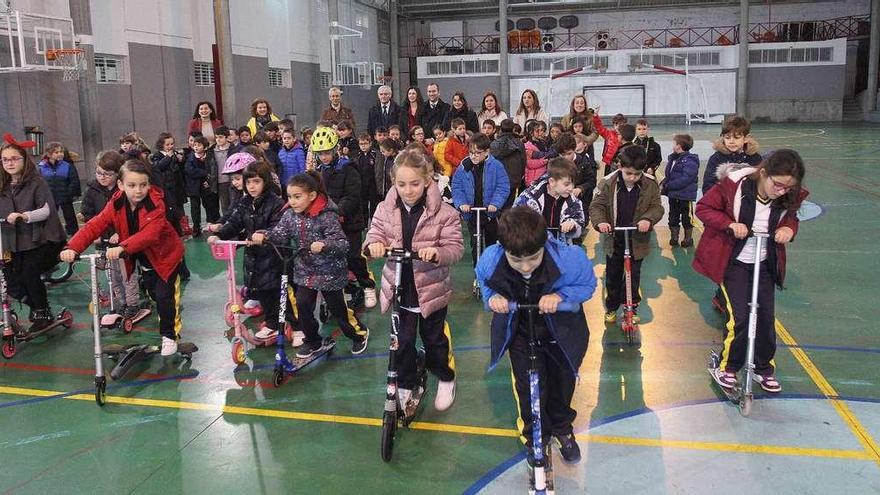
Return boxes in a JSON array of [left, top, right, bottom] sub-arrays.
[[542, 33, 555, 52], [597, 31, 610, 50]]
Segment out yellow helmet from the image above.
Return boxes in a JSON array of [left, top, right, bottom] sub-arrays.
[[310, 126, 339, 153]]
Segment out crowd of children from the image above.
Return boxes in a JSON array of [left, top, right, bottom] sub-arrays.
[[1, 88, 808, 472]]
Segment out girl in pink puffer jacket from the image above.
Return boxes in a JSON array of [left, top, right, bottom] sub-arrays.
[[364, 147, 464, 412]]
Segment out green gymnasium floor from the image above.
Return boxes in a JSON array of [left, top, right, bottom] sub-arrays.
[[1, 123, 878, 494]]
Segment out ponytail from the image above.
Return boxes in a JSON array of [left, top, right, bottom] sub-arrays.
[[288, 169, 326, 196]]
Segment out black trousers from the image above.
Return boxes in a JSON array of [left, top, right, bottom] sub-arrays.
[[604, 252, 643, 312], [668, 198, 693, 229], [295, 286, 367, 346], [141, 265, 181, 340], [188, 191, 220, 230], [218, 184, 231, 214], [718, 260, 777, 374], [345, 230, 375, 289], [396, 306, 455, 389], [509, 328, 577, 444], [467, 214, 498, 266], [7, 243, 61, 310], [57, 202, 78, 235]]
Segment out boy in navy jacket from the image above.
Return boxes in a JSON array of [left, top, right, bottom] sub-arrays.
[[476, 206, 596, 464], [39, 142, 81, 235], [661, 134, 700, 247]]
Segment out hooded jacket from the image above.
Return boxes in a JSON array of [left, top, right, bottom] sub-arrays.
[[490, 132, 527, 193], [702, 137, 762, 193], [589, 170, 664, 260], [515, 174, 586, 240], [216, 191, 286, 291], [662, 151, 700, 201], [319, 156, 363, 233], [451, 154, 510, 221], [363, 182, 464, 317]]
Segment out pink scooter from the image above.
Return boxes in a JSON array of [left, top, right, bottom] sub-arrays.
[[211, 240, 293, 365]]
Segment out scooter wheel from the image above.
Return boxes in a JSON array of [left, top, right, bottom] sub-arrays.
[[95, 376, 107, 406], [123, 318, 134, 334], [272, 367, 284, 387], [231, 341, 247, 365], [380, 410, 397, 462], [60, 310, 73, 328], [1, 339, 15, 359]]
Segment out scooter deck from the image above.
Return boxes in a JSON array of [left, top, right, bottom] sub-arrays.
[[13, 311, 73, 342], [105, 342, 198, 381], [289, 338, 335, 370], [707, 351, 741, 402]]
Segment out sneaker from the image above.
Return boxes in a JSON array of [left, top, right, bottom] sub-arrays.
[[555, 433, 582, 463], [604, 310, 617, 324], [254, 326, 278, 340], [291, 330, 305, 347], [351, 327, 370, 355], [711, 367, 738, 389], [161, 336, 178, 356], [27, 308, 54, 334], [364, 287, 378, 308], [296, 341, 322, 359], [434, 379, 456, 411], [122, 305, 139, 320], [753, 373, 782, 393], [398, 388, 412, 411]]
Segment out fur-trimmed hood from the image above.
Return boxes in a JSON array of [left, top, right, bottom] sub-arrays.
[[715, 163, 756, 182], [712, 136, 760, 156]]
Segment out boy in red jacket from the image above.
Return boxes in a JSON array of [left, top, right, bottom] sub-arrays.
[[61, 159, 185, 356], [592, 109, 627, 170]]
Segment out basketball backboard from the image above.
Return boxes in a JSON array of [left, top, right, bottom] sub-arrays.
[[0, 8, 77, 73]]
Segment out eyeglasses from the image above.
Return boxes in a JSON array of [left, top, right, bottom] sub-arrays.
[[469, 149, 488, 157], [95, 169, 117, 178], [1, 157, 24, 165], [769, 177, 796, 192]]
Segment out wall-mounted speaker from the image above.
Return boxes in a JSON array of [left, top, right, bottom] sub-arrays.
[[542, 33, 555, 52]]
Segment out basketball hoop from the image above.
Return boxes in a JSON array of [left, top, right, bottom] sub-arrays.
[[46, 48, 85, 81]]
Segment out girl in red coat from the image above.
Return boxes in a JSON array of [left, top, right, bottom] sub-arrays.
[[364, 148, 464, 412], [62, 159, 185, 356], [694, 150, 807, 393]]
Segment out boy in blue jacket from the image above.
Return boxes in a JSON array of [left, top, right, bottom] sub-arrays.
[[277, 128, 306, 191], [39, 142, 81, 235], [476, 206, 596, 464], [661, 134, 700, 247], [451, 133, 510, 266]]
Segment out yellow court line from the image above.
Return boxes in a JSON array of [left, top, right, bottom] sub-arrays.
[[0, 384, 871, 462], [690, 219, 880, 466]]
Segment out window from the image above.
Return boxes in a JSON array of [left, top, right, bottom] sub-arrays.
[[630, 50, 720, 69], [194, 62, 214, 86], [94, 55, 125, 84], [523, 55, 608, 73], [749, 47, 834, 65], [268, 68, 290, 88], [426, 59, 498, 76], [320, 72, 331, 89], [377, 13, 390, 44], [354, 11, 369, 28]]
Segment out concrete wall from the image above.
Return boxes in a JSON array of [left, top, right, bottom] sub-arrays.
[[0, 71, 82, 158], [747, 65, 846, 121]]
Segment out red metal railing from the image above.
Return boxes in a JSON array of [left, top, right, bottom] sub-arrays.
[[400, 14, 870, 57]]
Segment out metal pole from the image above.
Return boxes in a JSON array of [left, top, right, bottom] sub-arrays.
[[867, 0, 880, 113], [68, 0, 102, 173], [213, 0, 237, 126], [390, 0, 402, 91], [737, 0, 749, 116], [499, 0, 509, 112]]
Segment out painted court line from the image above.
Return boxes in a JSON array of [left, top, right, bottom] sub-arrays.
[[0, 384, 871, 462]]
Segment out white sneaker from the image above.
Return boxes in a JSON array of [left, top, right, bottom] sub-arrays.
[[254, 326, 278, 340], [292, 330, 305, 347], [398, 388, 412, 411], [435, 379, 456, 411], [160, 336, 178, 356], [244, 299, 260, 309], [364, 287, 378, 308]]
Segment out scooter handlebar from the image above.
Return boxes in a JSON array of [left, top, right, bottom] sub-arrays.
[[614, 226, 638, 231], [363, 247, 425, 262], [508, 302, 581, 312]]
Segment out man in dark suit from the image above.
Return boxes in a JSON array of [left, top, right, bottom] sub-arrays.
[[367, 85, 403, 137], [420, 82, 450, 134]]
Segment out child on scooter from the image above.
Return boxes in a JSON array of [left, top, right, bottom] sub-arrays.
[[695, 150, 807, 393], [251, 171, 369, 357], [364, 147, 464, 411], [207, 161, 293, 341], [0, 140, 67, 333], [515, 156, 586, 243], [80, 150, 145, 321], [475, 206, 596, 464], [451, 133, 510, 266], [589, 146, 663, 324], [61, 159, 186, 356]]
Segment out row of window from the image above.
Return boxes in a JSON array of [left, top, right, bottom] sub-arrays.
[[748, 46, 833, 64], [630, 51, 721, 68], [522, 55, 611, 72], [94, 56, 290, 87], [425, 59, 500, 76]]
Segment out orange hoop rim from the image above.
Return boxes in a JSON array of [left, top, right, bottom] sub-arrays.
[[46, 48, 84, 61]]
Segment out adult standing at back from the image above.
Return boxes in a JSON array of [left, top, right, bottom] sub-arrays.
[[246, 98, 281, 136], [513, 89, 549, 129], [442, 92, 479, 133], [320, 86, 357, 129], [477, 91, 509, 128], [367, 85, 404, 137], [401, 86, 425, 136], [560, 95, 595, 132], [420, 83, 450, 134], [187, 101, 223, 145]]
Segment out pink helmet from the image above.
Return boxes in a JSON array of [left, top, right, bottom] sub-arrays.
[[222, 152, 256, 174]]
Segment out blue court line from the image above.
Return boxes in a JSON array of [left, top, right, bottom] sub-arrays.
[[462, 393, 880, 494], [0, 371, 199, 410]]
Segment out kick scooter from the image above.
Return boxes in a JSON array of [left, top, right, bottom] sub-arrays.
[[470, 206, 487, 299], [615, 226, 640, 346]]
